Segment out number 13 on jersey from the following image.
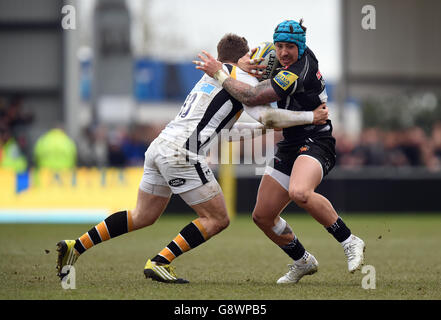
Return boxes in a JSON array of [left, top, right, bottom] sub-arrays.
[[178, 92, 198, 118]]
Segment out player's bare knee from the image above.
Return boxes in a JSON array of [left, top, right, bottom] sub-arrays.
[[210, 215, 230, 234], [252, 212, 263, 225], [252, 212, 272, 228], [289, 188, 311, 206], [200, 214, 229, 236], [131, 209, 156, 229], [252, 213, 260, 225]]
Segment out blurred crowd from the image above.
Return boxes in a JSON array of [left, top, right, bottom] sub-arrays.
[[76, 123, 162, 168], [0, 96, 162, 172], [334, 125, 441, 171], [0, 96, 33, 172], [1, 96, 441, 173]]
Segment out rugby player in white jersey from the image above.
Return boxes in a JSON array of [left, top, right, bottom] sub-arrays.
[[55, 34, 328, 283]]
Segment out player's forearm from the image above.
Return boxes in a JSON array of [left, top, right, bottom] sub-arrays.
[[221, 77, 259, 106], [244, 105, 313, 128], [259, 108, 313, 128], [221, 77, 277, 106], [212, 68, 279, 106], [231, 121, 265, 131]]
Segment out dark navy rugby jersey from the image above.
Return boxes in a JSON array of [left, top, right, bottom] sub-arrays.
[[270, 47, 332, 146]]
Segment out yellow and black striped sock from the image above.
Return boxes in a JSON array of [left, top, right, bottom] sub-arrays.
[[73, 210, 133, 255], [151, 218, 208, 264]]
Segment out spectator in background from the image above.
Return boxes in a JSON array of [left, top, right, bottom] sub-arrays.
[[34, 126, 77, 171], [77, 125, 109, 168], [76, 127, 96, 167], [107, 126, 127, 168], [121, 124, 150, 167], [3, 96, 34, 133], [93, 125, 110, 168], [0, 96, 34, 166], [399, 126, 427, 166], [418, 125, 440, 171], [334, 131, 364, 167], [420, 139, 440, 171], [351, 128, 386, 166], [431, 121, 441, 162], [0, 125, 27, 173], [383, 130, 410, 167]]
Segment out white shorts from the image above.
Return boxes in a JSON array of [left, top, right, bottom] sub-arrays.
[[140, 137, 220, 204]]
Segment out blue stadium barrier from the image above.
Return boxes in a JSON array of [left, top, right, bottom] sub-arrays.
[[176, 62, 204, 100], [134, 58, 166, 101]]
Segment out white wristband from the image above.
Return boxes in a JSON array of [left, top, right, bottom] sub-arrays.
[[304, 111, 314, 124], [213, 69, 229, 86]]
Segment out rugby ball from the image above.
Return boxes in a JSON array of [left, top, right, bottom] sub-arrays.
[[250, 41, 279, 81]]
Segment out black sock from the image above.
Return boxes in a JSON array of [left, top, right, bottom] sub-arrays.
[[280, 237, 306, 261], [152, 219, 208, 264], [74, 210, 133, 255], [326, 217, 351, 243]]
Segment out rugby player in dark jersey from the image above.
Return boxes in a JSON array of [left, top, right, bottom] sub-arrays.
[[195, 19, 366, 283]]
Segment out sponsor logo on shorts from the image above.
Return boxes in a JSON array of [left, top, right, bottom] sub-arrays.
[[299, 145, 310, 153], [168, 178, 186, 187], [274, 71, 298, 90]]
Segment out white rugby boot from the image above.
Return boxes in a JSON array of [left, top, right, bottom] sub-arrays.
[[342, 235, 366, 273], [277, 253, 318, 284]]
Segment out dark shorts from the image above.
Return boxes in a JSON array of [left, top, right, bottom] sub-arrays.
[[269, 136, 336, 180]]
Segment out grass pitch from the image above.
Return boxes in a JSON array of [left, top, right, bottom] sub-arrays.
[[0, 213, 440, 300]]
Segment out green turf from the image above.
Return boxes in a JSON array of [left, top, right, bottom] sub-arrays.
[[0, 213, 440, 300]]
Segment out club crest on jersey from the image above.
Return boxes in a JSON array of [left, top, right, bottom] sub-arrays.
[[274, 71, 298, 90], [168, 178, 186, 187]]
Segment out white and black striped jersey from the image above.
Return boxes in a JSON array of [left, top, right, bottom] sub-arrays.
[[159, 64, 259, 155]]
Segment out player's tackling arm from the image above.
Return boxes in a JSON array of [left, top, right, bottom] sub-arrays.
[[194, 51, 328, 127], [243, 104, 328, 128], [223, 78, 279, 107], [229, 121, 267, 142], [194, 50, 279, 106]]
